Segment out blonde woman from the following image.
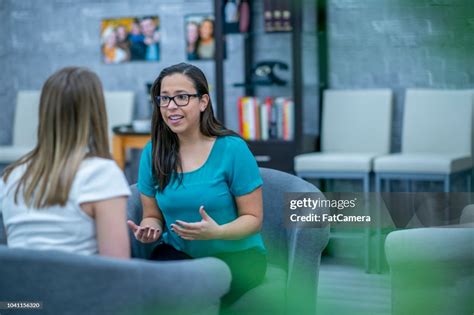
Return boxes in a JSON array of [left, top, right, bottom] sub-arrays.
[[0, 67, 131, 259]]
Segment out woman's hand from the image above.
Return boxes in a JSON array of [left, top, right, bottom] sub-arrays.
[[171, 206, 223, 241], [127, 219, 162, 243]]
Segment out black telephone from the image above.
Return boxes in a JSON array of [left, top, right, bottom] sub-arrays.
[[249, 60, 289, 86]]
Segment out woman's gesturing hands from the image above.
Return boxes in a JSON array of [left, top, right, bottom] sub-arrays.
[[171, 206, 223, 241], [127, 219, 162, 243]]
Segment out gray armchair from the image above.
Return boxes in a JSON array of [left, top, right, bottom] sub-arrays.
[[127, 168, 330, 315], [0, 220, 230, 315], [385, 204, 474, 315]]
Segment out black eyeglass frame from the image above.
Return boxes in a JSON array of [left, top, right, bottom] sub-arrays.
[[155, 93, 201, 107]]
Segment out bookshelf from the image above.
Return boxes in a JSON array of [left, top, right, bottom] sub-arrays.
[[214, 0, 305, 173]]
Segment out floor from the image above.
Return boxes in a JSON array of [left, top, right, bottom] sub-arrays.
[[317, 256, 391, 315]]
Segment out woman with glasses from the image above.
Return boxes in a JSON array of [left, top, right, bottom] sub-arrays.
[[127, 63, 267, 307]]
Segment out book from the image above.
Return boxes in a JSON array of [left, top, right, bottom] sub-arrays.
[[241, 97, 250, 139], [237, 96, 244, 136], [286, 99, 295, 140], [254, 97, 261, 140]]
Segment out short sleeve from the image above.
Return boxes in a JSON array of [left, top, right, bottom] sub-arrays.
[[77, 159, 131, 204], [227, 137, 263, 196], [137, 141, 157, 197]]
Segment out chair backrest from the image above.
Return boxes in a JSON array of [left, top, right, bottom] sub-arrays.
[[322, 89, 393, 154], [11, 91, 134, 149], [259, 168, 321, 267], [104, 91, 135, 147], [402, 89, 473, 155], [13, 91, 41, 147]]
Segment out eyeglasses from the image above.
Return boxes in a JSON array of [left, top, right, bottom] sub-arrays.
[[155, 93, 200, 107]]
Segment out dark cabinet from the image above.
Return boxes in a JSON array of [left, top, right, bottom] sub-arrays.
[[214, 0, 319, 173]]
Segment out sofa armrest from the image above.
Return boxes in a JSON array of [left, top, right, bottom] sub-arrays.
[[385, 227, 474, 265], [460, 204, 474, 225], [0, 246, 231, 315], [385, 228, 474, 315]]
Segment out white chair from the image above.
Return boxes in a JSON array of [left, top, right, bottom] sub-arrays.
[[0, 91, 41, 164], [0, 91, 134, 165], [372, 89, 473, 273], [294, 89, 393, 192], [294, 89, 393, 272], [103, 91, 135, 148], [374, 89, 473, 193]]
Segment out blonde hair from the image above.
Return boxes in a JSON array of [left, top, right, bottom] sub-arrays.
[[3, 67, 111, 208]]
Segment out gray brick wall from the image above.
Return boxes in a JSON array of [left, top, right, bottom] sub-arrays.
[[1, 0, 473, 185], [328, 0, 474, 152]]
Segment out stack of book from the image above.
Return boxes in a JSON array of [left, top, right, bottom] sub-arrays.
[[237, 96, 294, 141]]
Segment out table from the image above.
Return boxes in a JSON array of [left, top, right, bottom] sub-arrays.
[[112, 125, 151, 170]]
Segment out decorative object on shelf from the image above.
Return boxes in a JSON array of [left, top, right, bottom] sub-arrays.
[[235, 60, 289, 87], [224, 0, 251, 34], [101, 16, 160, 63], [263, 0, 292, 33], [239, 0, 251, 33], [185, 14, 219, 61]]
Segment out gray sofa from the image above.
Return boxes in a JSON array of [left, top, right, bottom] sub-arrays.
[[0, 168, 329, 315]]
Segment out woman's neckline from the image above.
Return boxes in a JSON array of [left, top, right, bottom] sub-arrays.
[[177, 136, 220, 175]]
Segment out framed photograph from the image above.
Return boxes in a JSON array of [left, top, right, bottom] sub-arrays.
[[101, 16, 160, 64], [185, 14, 216, 61]]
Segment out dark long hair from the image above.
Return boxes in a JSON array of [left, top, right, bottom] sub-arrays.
[[150, 62, 238, 191]]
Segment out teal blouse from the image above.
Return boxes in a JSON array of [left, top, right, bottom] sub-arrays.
[[137, 135, 266, 258]]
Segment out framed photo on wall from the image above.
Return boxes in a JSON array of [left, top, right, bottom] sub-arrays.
[[101, 16, 160, 64], [185, 14, 218, 61]]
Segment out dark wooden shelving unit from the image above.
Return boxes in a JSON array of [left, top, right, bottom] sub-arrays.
[[214, 0, 305, 173]]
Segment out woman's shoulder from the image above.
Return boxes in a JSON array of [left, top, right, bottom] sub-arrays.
[[143, 140, 152, 151], [79, 157, 122, 177], [219, 134, 244, 144], [219, 135, 248, 151]]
